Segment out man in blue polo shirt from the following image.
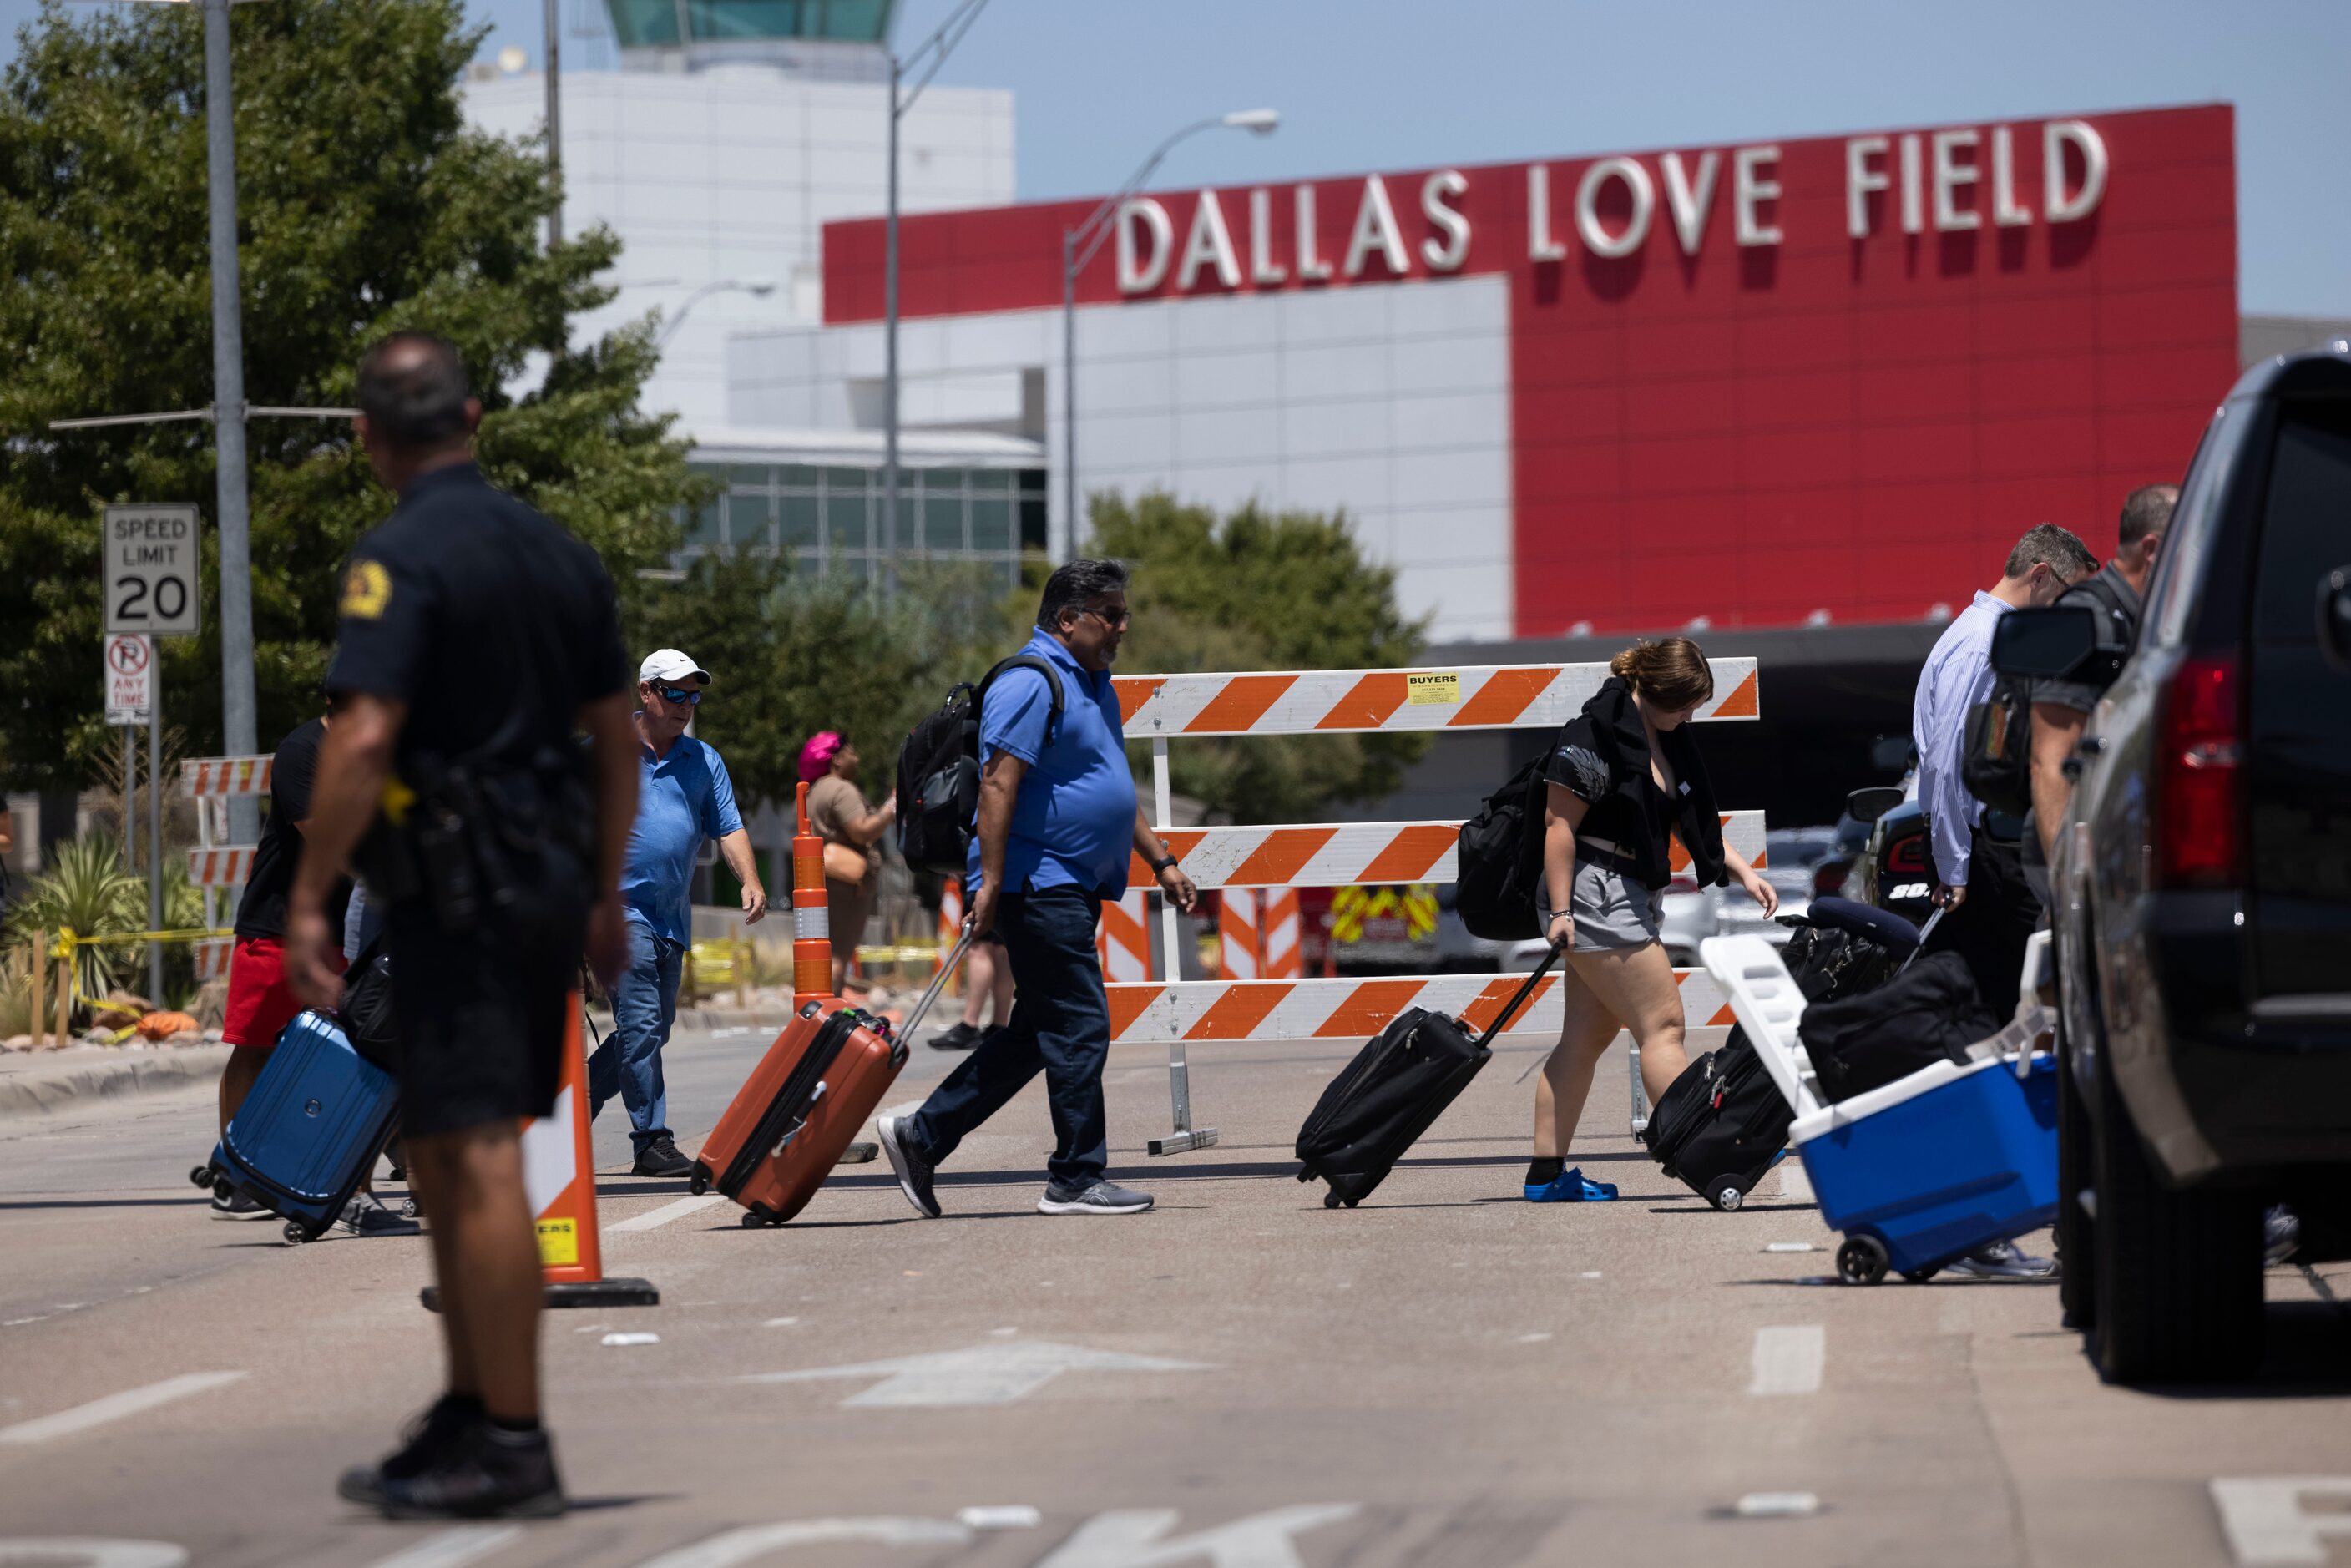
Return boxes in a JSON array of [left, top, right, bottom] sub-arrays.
[[589, 647, 767, 1176], [878, 559, 1198, 1217]]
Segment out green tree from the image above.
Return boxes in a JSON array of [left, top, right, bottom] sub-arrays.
[[1088, 492, 1428, 824], [640, 554, 1017, 823], [0, 0, 693, 792]]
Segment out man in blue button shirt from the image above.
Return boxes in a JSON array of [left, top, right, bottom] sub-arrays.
[[878, 559, 1198, 1217], [589, 648, 767, 1176]]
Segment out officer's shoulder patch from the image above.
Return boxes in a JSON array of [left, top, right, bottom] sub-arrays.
[[341, 559, 392, 620]]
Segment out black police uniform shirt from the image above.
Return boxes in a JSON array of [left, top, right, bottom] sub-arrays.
[[231, 717, 352, 943], [326, 462, 627, 776]]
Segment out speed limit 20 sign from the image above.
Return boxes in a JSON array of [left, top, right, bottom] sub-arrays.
[[104, 503, 201, 637]]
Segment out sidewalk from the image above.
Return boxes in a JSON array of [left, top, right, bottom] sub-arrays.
[[0, 1044, 231, 1118]]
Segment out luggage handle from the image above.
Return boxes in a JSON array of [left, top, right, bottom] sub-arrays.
[[893, 919, 981, 1044], [1896, 906, 1947, 974], [771, 1080, 828, 1156], [1472, 938, 1570, 1049]]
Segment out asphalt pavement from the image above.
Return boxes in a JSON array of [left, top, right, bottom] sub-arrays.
[[1, 1018, 2348, 1567]]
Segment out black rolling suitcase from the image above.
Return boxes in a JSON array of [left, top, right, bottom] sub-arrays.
[[1296, 943, 1564, 1208], [1640, 1032, 1789, 1211]]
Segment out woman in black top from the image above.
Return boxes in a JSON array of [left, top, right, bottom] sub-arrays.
[[1524, 639, 1777, 1201]]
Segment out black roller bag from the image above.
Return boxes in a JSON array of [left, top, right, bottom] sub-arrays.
[[1798, 949, 1995, 1102], [1297, 943, 1563, 1208], [1642, 918, 1904, 1211]]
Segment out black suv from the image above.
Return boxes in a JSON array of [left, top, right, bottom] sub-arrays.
[[1999, 343, 2351, 1383]]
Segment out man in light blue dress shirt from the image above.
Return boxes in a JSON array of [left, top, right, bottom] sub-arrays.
[[589, 648, 767, 1176]]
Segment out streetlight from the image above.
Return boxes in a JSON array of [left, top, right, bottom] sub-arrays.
[[1060, 109, 1279, 559], [655, 277, 778, 348], [882, 0, 993, 599]]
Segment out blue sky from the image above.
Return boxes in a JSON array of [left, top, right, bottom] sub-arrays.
[[7, 0, 2346, 314]]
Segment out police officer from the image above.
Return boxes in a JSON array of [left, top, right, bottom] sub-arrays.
[[286, 332, 640, 1520]]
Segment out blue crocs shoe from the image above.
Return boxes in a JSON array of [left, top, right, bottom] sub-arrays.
[[1524, 1167, 1618, 1202]]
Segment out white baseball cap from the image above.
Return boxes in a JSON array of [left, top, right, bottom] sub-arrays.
[[639, 648, 711, 686]]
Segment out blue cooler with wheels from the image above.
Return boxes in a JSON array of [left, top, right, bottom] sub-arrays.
[[1792, 1053, 2059, 1282], [1701, 929, 2062, 1285], [201, 1009, 400, 1244]]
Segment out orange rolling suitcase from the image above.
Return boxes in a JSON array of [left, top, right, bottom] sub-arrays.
[[690, 926, 971, 1227]]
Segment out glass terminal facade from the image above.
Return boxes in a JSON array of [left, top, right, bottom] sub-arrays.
[[603, 0, 897, 48], [681, 461, 1047, 585]]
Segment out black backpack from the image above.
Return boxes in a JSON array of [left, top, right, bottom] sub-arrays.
[[1798, 950, 1996, 1102], [894, 655, 1064, 876], [1963, 572, 2137, 816], [1454, 754, 1547, 940], [336, 936, 399, 1074]]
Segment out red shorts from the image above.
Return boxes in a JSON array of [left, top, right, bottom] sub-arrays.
[[221, 937, 344, 1049]]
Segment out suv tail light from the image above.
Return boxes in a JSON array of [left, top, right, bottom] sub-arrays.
[[2153, 654, 2244, 887]]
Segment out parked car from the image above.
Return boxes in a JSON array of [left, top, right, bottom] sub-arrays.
[[2002, 342, 2351, 1383]]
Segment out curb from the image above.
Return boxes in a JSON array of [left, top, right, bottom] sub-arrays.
[[0, 1045, 232, 1119]]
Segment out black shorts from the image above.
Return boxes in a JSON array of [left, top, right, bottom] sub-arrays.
[[384, 900, 578, 1137]]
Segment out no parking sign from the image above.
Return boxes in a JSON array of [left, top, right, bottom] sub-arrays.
[[104, 632, 152, 725]]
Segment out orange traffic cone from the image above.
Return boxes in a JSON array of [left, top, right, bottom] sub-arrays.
[[791, 781, 832, 1008], [423, 999, 657, 1311]]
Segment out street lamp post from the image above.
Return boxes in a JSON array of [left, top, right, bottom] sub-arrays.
[[882, 0, 992, 599], [655, 277, 777, 349], [202, 0, 258, 843], [1059, 109, 1278, 560]]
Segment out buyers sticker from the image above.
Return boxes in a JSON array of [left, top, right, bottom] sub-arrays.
[[537, 1216, 579, 1267], [1406, 671, 1460, 706]]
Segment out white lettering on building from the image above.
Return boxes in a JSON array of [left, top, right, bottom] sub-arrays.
[[1933, 129, 1980, 231], [1294, 184, 1334, 281], [1342, 174, 1409, 278], [1176, 189, 1241, 291], [1528, 163, 1566, 261], [1420, 169, 1470, 271], [1661, 149, 1721, 254], [1248, 187, 1287, 284], [1734, 144, 1782, 246], [1990, 126, 2031, 226], [2045, 119, 2108, 221], [1846, 134, 1889, 239], [1117, 198, 1173, 293], [1575, 155, 1655, 259]]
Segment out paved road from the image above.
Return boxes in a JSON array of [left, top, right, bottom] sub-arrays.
[[2, 1019, 2347, 1567]]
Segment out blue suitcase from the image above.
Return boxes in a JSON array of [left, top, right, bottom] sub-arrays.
[[198, 1010, 401, 1244]]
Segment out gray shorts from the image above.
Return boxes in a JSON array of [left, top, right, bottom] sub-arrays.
[[1537, 857, 1666, 953]]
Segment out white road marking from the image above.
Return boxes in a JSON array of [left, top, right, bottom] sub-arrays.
[[0, 1544, 186, 1568], [1515, 1333, 1552, 1343], [363, 1525, 524, 1568], [958, 1506, 1042, 1530], [0, 1372, 245, 1447], [2211, 1477, 2351, 1566], [765, 1317, 801, 1328], [1748, 1326, 1825, 1396], [602, 1333, 660, 1347], [635, 1518, 972, 1568], [743, 1340, 1207, 1408], [1037, 1505, 1359, 1568], [1579, 1271, 1603, 1279], [1778, 1161, 1815, 1202], [609, 1194, 726, 1232], [1765, 1242, 1817, 1253], [1733, 1492, 1821, 1518]]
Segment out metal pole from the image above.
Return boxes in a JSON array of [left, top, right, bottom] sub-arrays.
[[882, 53, 901, 599], [544, 0, 562, 247], [1062, 230, 1077, 560], [123, 726, 135, 871], [148, 691, 164, 1001], [1145, 735, 1216, 1156], [202, 0, 258, 844]]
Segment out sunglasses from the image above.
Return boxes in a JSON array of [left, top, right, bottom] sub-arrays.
[[652, 685, 701, 706], [1079, 604, 1131, 629]]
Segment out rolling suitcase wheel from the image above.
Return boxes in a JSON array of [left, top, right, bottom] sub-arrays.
[[1712, 1185, 1745, 1211], [189, 1164, 214, 1190], [688, 1171, 709, 1196], [282, 1222, 311, 1246], [400, 1197, 418, 1219], [1322, 1191, 1342, 1209], [1837, 1234, 1888, 1286]]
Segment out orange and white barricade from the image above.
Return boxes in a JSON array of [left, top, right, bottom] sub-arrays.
[[426, 1001, 657, 1310], [936, 878, 964, 994], [1114, 660, 1762, 1152], [1097, 889, 1151, 982], [180, 753, 270, 937]]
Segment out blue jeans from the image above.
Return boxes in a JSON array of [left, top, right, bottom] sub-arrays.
[[588, 922, 681, 1154], [903, 885, 1110, 1187]]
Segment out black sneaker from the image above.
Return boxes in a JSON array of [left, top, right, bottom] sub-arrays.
[[930, 1021, 981, 1051], [377, 1419, 565, 1520], [632, 1136, 694, 1178], [1038, 1178, 1154, 1216], [337, 1394, 483, 1508], [875, 1115, 942, 1218]]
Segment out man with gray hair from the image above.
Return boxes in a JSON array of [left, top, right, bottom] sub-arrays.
[[878, 559, 1198, 1218], [1909, 520, 2096, 1279]]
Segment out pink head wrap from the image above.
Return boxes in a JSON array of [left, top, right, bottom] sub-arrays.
[[798, 731, 844, 785]]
